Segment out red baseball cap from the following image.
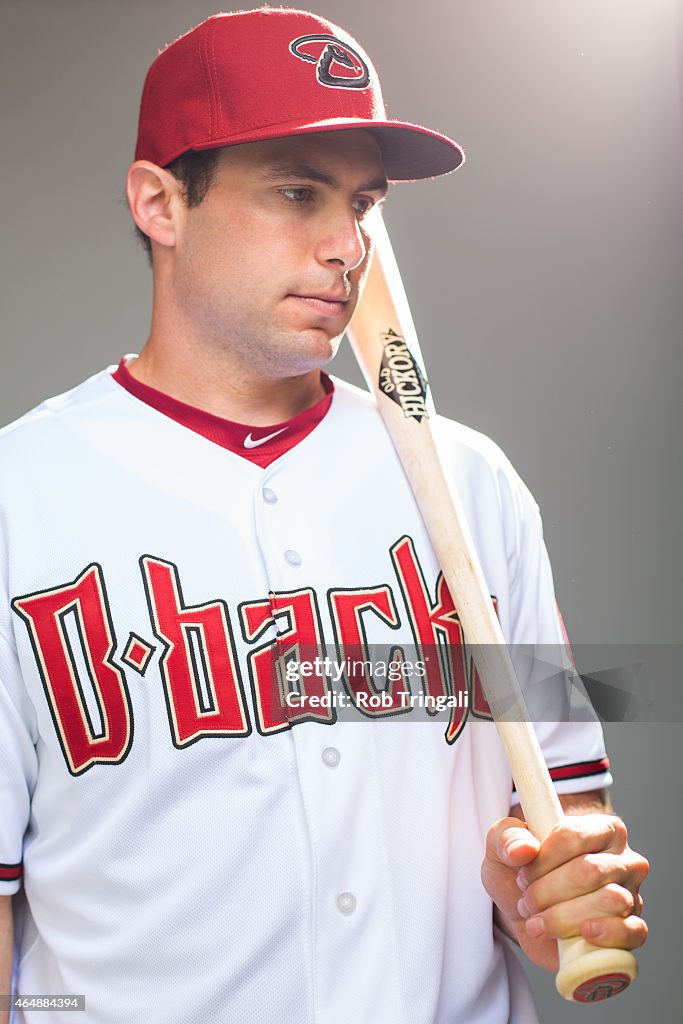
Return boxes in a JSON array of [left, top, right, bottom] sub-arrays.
[[135, 8, 464, 182]]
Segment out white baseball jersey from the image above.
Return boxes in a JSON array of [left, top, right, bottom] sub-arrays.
[[0, 362, 611, 1024]]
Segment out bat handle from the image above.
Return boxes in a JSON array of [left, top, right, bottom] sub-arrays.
[[509, 728, 638, 1003], [556, 936, 637, 1002]]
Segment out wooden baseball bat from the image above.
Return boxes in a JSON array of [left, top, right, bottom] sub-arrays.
[[346, 217, 638, 1003]]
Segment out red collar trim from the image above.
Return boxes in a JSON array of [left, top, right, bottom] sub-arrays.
[[111, 358, 334, 468]]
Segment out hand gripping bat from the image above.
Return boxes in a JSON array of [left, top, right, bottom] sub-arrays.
[[346, 217, 638, 1003]]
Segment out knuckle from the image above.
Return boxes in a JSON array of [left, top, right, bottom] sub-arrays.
[[554, 819, 589, 857], [633, 853, 650, 883], [621, 850, 649, 890], [495, 828, 515, 861], [603, 883, 634, 916], [622, 916, 648, 949], [575, 854, 604, 890], [541, 905, 565, 936], [490, 818, 513, 846], [524, 878, 552, 916], [608, 816, 628, 848], [538, 900, 576, 938], [520, 884, 540, 916]]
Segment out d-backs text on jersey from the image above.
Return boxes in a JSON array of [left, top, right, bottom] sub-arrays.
[[11, 534, 496, 775]]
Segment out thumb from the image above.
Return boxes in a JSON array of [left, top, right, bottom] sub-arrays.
[[486, 817, 541, 870]]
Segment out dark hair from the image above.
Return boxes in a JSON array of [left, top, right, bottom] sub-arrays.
[[134, 148, 221, 264]]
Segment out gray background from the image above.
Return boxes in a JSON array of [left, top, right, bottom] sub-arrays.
[[2, 0, 680, 1019]]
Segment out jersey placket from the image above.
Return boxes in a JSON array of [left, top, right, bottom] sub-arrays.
[[253, 462, 406, 1024]]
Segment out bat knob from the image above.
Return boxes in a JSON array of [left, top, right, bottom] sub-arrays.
[[555, 937, 637, 1002]]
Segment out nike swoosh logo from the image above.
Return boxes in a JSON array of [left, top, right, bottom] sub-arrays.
[[243, 428, 288, 449]]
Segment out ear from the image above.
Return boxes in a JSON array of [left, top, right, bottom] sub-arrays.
[[126, 161, 184, 250]]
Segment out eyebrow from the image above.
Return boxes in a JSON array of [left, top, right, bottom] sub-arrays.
[[261, 162, 389, 195]]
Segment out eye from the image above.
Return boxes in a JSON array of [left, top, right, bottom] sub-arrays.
[[278, 187, 314, 204], [354, 196, 387, 219], [352, 196, 375, 216]]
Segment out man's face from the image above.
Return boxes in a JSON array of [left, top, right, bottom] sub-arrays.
[[172, 129, 388, 377]]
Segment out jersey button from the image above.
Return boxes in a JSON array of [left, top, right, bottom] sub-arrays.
[[322, 746, 341, 768], [336, 892, 357, 916], [262, 487, 278, 504], [284, 549, 302, 567]]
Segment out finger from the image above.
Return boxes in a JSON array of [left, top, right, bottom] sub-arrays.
[[519, 882, 637, 939], [580, 913, 649, 951], [516, 815, 642, 887], [518, 850, 649, 912], [519, 815, 627, 885], [485, 818, 540, 871]]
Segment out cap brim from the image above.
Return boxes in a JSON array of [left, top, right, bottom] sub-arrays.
[[188, 117, 464, 182], [366, 122, 465, 181]]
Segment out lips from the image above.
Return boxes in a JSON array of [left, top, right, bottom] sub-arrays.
[[288, 293, 350, 318]]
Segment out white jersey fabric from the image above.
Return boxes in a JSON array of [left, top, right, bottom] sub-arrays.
[[0, 367, 611, 1024]]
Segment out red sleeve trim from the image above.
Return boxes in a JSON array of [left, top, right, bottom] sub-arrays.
[[548, 757, 611, 782], [512, 758, 610, 794], [0, 863, 22, 882]]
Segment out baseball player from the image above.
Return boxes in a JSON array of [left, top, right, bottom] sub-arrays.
[[0, 9, 647, 1024]]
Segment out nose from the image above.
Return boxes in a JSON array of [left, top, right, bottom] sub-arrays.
[[315, 204, 367, 273]]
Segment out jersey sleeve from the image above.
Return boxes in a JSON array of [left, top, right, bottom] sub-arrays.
[[0, 629, 38, 895], [502, 464, 613, 800]]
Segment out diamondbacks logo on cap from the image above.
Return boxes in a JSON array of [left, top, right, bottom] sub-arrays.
[[289, 34, 370, 89], [378, 330, 429, 422]]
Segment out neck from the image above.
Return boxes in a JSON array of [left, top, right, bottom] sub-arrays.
[[130, 270, 331, 424], [129, 337, 326, 427], [130, 346, 325, 425]]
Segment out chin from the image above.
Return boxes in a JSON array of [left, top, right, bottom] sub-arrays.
[[265, 322, 344, 376], [294, 325, 342, 363]]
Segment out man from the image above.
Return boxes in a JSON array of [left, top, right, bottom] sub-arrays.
[[0, 8, 647, 1023]]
